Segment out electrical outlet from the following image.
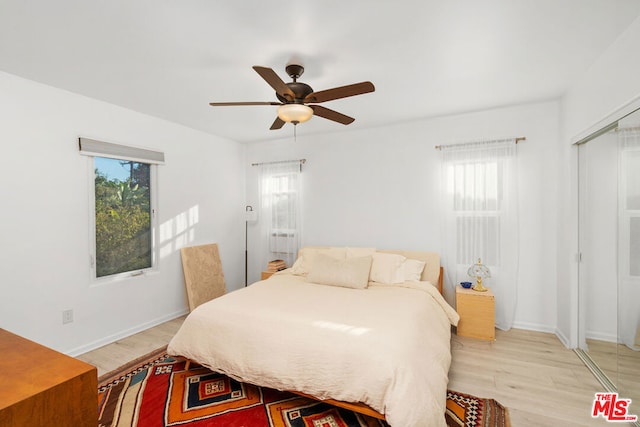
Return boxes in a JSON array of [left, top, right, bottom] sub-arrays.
[[62, 309, 74, 324]]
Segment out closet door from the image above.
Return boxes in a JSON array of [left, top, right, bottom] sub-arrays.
[[616, 113, 640, 419], [577, 107, 640, 423], [578, 131, 619, 387]]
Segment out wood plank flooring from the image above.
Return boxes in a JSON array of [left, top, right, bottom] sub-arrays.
[[585, 338, 640, 421], [450, 330, 616, 426], [78, 319, 626, 426], [77, 316, 186, 377]]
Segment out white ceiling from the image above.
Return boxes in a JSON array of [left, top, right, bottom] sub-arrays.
[[1, 1, 639, 143]]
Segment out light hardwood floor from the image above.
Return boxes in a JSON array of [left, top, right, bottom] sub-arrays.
[[585, 338, 640, 421], [78, 320, 626, 426], [449, 330, 616, 426], [77, 316, 186, 377]]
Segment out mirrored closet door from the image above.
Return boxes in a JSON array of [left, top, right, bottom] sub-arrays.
[[577, 107, 640, 423]]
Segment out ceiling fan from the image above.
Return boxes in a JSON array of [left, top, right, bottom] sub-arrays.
[[209, 64, 375, 130]]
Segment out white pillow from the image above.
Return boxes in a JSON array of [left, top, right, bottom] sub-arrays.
[[289, 248, 311, 275], [403, 259, 426, 282], [346, 247, 376, 258], [307, 254, 372, 289], [369, 252, 406, 284], [290, 247, 346, 276]]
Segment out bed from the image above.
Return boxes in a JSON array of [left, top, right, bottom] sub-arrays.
[[167, 246, 459, 427]]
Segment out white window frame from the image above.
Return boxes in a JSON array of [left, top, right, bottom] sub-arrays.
[[80, 138, 162, 283]]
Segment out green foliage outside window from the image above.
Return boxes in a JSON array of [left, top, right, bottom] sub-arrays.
[[94, 160, 152, 277]]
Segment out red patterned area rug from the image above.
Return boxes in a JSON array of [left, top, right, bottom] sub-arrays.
[[98, 348, 510, 427]]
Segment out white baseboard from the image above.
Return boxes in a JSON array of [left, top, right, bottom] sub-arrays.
[[510, 320, 556, 334], [66, 309, 188, 357], [585, 330, 618, 344], [554, 327, 572, 348], [509, 321, 575, 349]]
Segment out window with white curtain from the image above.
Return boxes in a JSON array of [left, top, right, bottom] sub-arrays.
[[440, 139, 519, 330], [268, 171, 298, 251], [258, 161, 302, 268], [449, 160, 504, 267]]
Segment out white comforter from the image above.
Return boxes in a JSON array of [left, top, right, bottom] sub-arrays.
[[167, 272, 459, 427]]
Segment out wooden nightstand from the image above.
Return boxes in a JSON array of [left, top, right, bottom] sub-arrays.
[[261, 271, 274, 280], [455, 286, 495, 341]]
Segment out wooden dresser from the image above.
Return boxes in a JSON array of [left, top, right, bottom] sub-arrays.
[[0, 329, 97, 427], [455, 286, 496, 341]]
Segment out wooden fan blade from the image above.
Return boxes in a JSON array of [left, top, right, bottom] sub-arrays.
[[304, 81, 375, 103], [253, 66, 295, 101], [209, 101, 281, 106], [310, 105, 355, 125], [270, 116, 286, 130]]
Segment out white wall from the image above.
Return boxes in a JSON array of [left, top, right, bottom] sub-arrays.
[[0, 71, 245, 355], [557, 14, 640, 346], [246, 100, 560, 332], [563, 15, 640, 141]]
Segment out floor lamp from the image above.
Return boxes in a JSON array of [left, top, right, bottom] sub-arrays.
[[244, 206, 257, 286]]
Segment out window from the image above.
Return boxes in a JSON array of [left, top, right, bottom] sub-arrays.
[[448, 160, 504, 267], [268, 171, 298, 251], [439, 139, 518, 330], [79, 138, 163, 279], [258, 161, 302, 268], [94, 157, 153, 277]]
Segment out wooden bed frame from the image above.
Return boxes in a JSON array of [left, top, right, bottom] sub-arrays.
[[295, 391, 386, 420], [181, 362, 387, 419]]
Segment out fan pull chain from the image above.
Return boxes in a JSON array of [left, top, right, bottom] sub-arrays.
[[294, 124, 297, 142]]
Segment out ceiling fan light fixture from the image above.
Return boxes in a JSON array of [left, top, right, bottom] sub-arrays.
[[277, 104, 313, 124]]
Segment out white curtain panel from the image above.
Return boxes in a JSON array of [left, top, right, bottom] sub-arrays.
[[617, 127, 640, 349], [258, 161, 302, 270], [440, 139, 519, 330]]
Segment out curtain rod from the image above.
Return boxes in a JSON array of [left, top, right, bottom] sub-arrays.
[[434, 137, 526, 151], [251, 159, 306, 166]]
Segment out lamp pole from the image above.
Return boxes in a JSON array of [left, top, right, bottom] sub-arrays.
[[245, 206, 253, 287]]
